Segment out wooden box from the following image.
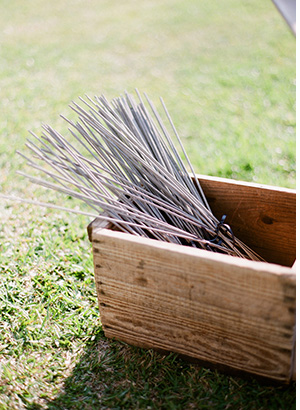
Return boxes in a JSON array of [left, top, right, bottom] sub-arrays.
[[88, 175, 296, 383]]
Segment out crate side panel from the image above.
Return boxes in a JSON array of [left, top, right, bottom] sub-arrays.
[[100, 303, 290, 381], [92, 230, 295, 382], [96, 277, 294, 349], [196, 176, 296, 267]]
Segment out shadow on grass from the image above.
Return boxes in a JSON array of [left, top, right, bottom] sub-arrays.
[[27, 328, 296, 410]]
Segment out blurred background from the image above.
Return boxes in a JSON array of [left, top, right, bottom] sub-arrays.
[[0, 0, 295, 197]]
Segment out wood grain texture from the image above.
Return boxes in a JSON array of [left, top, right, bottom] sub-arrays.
[[195, 175, 296, 267], [89, 176, 296, 383]]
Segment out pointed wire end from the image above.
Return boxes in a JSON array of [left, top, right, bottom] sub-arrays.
[[16, 151, 33, 165], [69, 100, 81, 110], [135, 88, 144, 105], [41, 123, 52, 133], [60, 114, 76, 127], [28, 130, 39, 138], [83, 94, 94, 104]]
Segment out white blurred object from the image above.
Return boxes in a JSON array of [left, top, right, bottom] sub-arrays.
[[272, 0, 296, 35]]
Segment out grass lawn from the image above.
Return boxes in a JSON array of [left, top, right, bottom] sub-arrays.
[[0, 0, 296, 409]]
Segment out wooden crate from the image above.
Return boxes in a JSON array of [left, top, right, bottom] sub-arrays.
[[88, 175, 296, 383]]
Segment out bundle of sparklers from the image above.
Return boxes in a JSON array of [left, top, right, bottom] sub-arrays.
[[12, 90, 263, 260]]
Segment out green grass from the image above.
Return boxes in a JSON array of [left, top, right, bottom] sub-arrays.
[[0, 0, 296, 408], [0, 208, 296, 409]]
